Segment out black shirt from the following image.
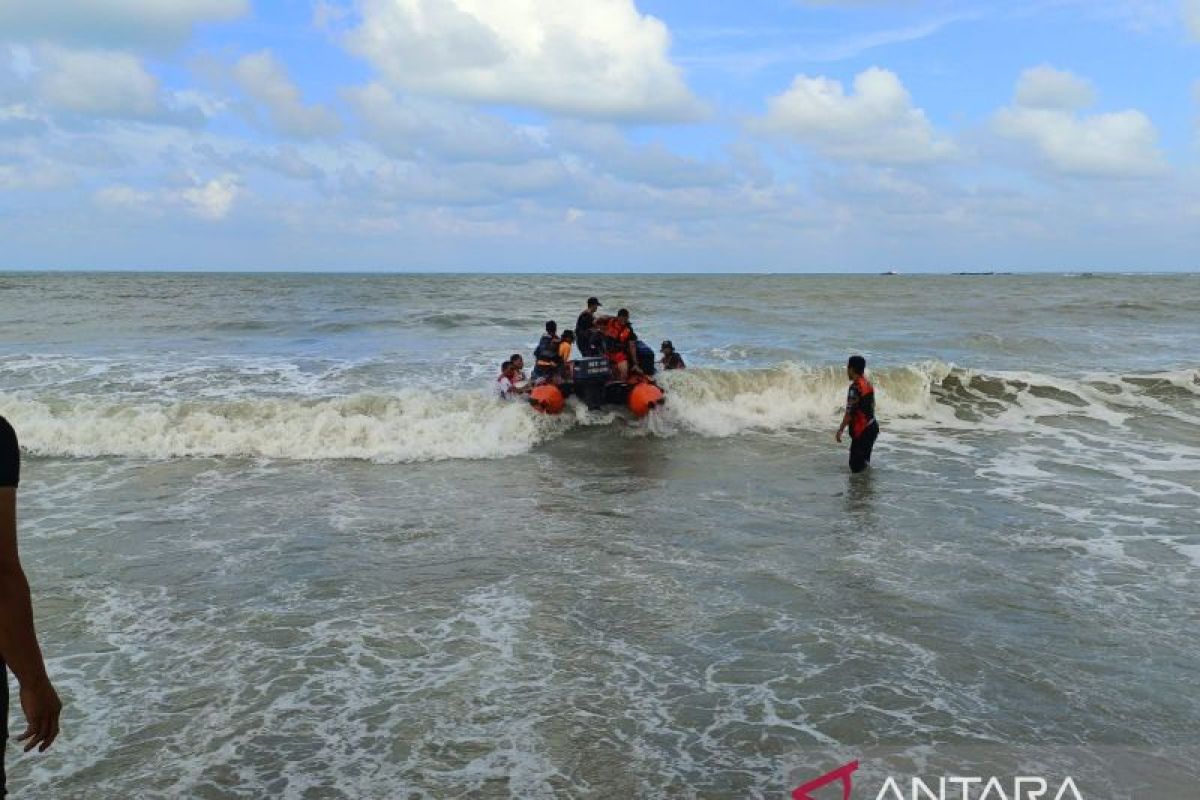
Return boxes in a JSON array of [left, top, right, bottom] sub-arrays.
[[0, 415, 16, 796], [663, 352, 686, 370], [0, 416, 18, 488], [575, 310, 595, 338], [575, 310, 598, 355]]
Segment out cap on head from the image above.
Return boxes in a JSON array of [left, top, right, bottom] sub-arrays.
[[660, 340, 673, 351], [587, 297, 601, 308]]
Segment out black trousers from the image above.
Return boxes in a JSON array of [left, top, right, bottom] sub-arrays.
[[849, 421, 879, 473]]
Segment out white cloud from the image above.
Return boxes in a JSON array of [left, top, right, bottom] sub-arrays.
[[181, 173, 240, 218], [0, 0, 247, 50], [0, 102, 47, 137], [1185, 0, 1200, 40], [345, 82, 542, 162], [345, 0, 703, 122], [252, 147, 325, 181], [94, 173, 241, 220], [94, 183, 156, 210], [0, 161, 74, 190], [37, 47, 162, 118], [1014, 65, 1096, 109], [751, 66, 956, 164], [551, 121, 733, 188], [994, 67, 1165, 178], [232, 51, 341, 138]]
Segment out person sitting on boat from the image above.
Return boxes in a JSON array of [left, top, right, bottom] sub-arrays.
[[660, 340, 686, 370], [558, 330, 576, 382], [600, 309, 640, 382], [531, 321, 563, 384]]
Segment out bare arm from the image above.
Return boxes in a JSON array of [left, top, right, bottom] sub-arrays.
[[0, 484, 61, 752], [835, 386, 856, 442]]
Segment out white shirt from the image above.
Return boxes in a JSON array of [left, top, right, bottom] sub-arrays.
[[495, 375, 515, 399]]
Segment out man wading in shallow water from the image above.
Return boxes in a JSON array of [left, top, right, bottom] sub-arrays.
[[836, 355, 880, 473], [0, 416, 62, 795]]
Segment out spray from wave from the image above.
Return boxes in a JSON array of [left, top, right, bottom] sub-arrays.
[[3, 363, 1196, 463], [2, 391, 564, 463], [655, 362, 948, 437]]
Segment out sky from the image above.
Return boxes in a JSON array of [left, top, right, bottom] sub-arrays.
[[1, 0, 1198, 272]]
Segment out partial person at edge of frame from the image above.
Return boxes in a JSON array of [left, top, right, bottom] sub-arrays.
[[0, 415, 63, 797]]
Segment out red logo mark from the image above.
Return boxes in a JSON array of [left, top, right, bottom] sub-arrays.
[[792, 760, 860, 800]]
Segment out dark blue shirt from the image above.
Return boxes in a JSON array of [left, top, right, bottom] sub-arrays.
[[0, 415, 17, 797]]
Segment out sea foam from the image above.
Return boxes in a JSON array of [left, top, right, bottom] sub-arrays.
[[3, 363, 1196, 463]]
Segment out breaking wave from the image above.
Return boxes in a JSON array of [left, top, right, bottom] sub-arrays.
[[3, 362, 1196, 463]]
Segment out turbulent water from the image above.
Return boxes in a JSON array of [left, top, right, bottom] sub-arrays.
[[2, 272, 1198, 798]]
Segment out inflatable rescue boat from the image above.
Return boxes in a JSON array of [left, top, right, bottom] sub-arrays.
[[529, 344, 665, 418]]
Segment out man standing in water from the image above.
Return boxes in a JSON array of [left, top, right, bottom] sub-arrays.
[[835, 355, 879, 473], [0, 416, 62, 795], [659, 340, 686, 370]]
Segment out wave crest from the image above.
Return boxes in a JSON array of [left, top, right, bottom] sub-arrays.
[[4, 362, 1195, 462], [4, 390, 562, 463]]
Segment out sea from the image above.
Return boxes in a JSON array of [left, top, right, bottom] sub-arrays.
[[1, 272, 1197, 798]]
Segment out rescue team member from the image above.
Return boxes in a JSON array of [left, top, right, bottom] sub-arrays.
[[531, 321, 562, 384], [575, 297, 602, 356], [557, 331, 576, 382], [835, 355, 880, 473], [0, 415, 63, 797], [660, 340, 685, 370], [495, 361, 525, 399], [508, 354, 527, 389], [601, 308, 639, 381]]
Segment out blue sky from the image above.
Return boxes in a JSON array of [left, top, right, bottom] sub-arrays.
[[1, 0, 1198, 272]]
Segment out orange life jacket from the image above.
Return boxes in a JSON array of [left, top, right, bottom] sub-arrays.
[[603, 319, 631, 353], [849, 375, 876, 439]]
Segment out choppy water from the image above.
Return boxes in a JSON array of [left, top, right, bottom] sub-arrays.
[[2, 272, 1198, 798]]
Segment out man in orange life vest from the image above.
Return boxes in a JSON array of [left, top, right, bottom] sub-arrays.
[[600, 308, 639, 381], [835, 355, 879, 473]]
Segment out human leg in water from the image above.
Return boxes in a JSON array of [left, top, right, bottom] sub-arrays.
[[849, 421, 879, 473]]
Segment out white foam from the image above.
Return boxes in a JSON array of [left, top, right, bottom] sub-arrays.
[[657, 361, 947, 438], [2, 389, 563, 463], [3, 362, 1196, 464]]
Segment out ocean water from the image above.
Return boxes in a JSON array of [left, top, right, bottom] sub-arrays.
[[1, 272, 1198, 798]]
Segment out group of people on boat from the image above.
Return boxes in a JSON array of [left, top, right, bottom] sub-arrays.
[[491, 298, 877, 472], [495, 296, 684, 401]]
